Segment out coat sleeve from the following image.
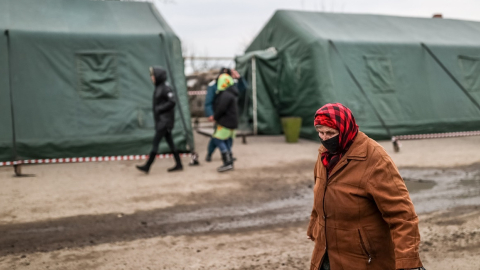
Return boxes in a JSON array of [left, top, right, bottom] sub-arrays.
[[213, 93, 231, 122], [236, 77, 248, 94], [307, 157, 320, 239], [155, 88, 176, 115], [204, 84, 216, 117], [365, 154, 423, 270]]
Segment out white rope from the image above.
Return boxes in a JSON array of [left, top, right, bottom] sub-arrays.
[[392, 131, 480, 141], [0, 153, 191, 167]]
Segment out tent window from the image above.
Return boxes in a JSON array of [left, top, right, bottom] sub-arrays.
[[364, 56, 396, 93], [76, 52, 119, 99], [458, 55, 480, 92]]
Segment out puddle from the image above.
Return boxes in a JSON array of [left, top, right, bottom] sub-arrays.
[[404, 180, 436, 193], [460, 180, 480, 187], [400, 166, 480, 214]]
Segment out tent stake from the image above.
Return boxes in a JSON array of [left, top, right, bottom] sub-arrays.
[[14, 164, 21, 176]]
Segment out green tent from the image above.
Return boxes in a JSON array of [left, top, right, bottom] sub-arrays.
[[0, 0, 193, 163], [236, 10, 480, 141]]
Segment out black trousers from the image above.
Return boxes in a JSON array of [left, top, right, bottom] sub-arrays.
[[320, 253, 330, 270], [151, 128, 177, 154]]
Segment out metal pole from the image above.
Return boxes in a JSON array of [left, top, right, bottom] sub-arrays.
[[5, 30, 22, 175], [241, 72, 251, 138], [252, 56, 258, 136]]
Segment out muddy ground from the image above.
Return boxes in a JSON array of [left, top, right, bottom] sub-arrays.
[[1, 132, 480, 270]]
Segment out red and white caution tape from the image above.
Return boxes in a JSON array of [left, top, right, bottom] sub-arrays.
[[392, 130, 480, 141], [188, 90, 207, 96], [0, 153, 191, 167]]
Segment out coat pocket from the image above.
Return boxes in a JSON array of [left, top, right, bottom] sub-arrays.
[[311, 224, 326, 270], [307, 218, 318, 240], [358, 228, 373, 264], [314, 222, 324, 245]]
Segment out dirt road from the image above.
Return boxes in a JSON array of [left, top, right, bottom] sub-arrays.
[[1, 133, 480, 269]]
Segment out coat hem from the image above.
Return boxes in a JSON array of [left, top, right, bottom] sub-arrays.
[[395, 256, 422, 269]]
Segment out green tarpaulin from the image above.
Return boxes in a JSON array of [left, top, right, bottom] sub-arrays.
[[0, 0, 193, 162], [236, 11, 480, 141]]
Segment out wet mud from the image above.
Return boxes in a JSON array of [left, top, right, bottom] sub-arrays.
[[401, 163, 480, 213], [2, 161, 479, 261], [0, 160, 314, 257]]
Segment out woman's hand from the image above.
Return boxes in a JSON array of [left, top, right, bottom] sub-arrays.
[[231, 69, 240, 79]]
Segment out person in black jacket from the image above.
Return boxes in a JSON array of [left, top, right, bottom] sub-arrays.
[[212, 73, 239, 172], [136, 66, 183, 173], [204, 67, 247, 162]]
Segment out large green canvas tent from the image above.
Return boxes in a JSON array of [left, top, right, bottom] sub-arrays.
[[236, 11, 480, 141], [0, 0, 193, 163]]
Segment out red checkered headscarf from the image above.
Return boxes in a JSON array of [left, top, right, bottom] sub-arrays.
[[314, 103, 359, 174]]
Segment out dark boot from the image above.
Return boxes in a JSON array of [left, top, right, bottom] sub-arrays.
[[189, 152, 200, 166], [168, 152, 183, 172], [229, 152, 236, 162], [217, 152, 233, 172], [205, 154, 212, 162], [136, 152, 156, 174]]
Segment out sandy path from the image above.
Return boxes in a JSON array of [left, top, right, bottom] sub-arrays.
[[1, 133, 480, 269], [2, 208, 479, 270]]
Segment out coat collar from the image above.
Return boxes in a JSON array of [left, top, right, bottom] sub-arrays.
[[345, 131, 368, 161], [318, 131, 368, 179], [317, 131, 367, 160]]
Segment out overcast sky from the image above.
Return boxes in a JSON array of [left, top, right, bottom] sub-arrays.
[[154, 0, 480, 59]]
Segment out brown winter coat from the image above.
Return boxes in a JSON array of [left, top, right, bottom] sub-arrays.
[[307, 132, 423, 270]]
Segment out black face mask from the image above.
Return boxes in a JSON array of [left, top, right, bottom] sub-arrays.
[[320, 135, 340, 154]]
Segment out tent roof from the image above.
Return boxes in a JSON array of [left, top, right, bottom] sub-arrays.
[[250, 10, 480, 48], [0, 0, 173, 35]]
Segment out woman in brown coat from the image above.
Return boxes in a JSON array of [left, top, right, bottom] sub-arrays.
[[307, 103, 425, 270]]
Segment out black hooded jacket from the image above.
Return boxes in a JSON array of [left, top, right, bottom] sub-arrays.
[[151, 67, 175, 131], [213, 85, 239, 129]]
